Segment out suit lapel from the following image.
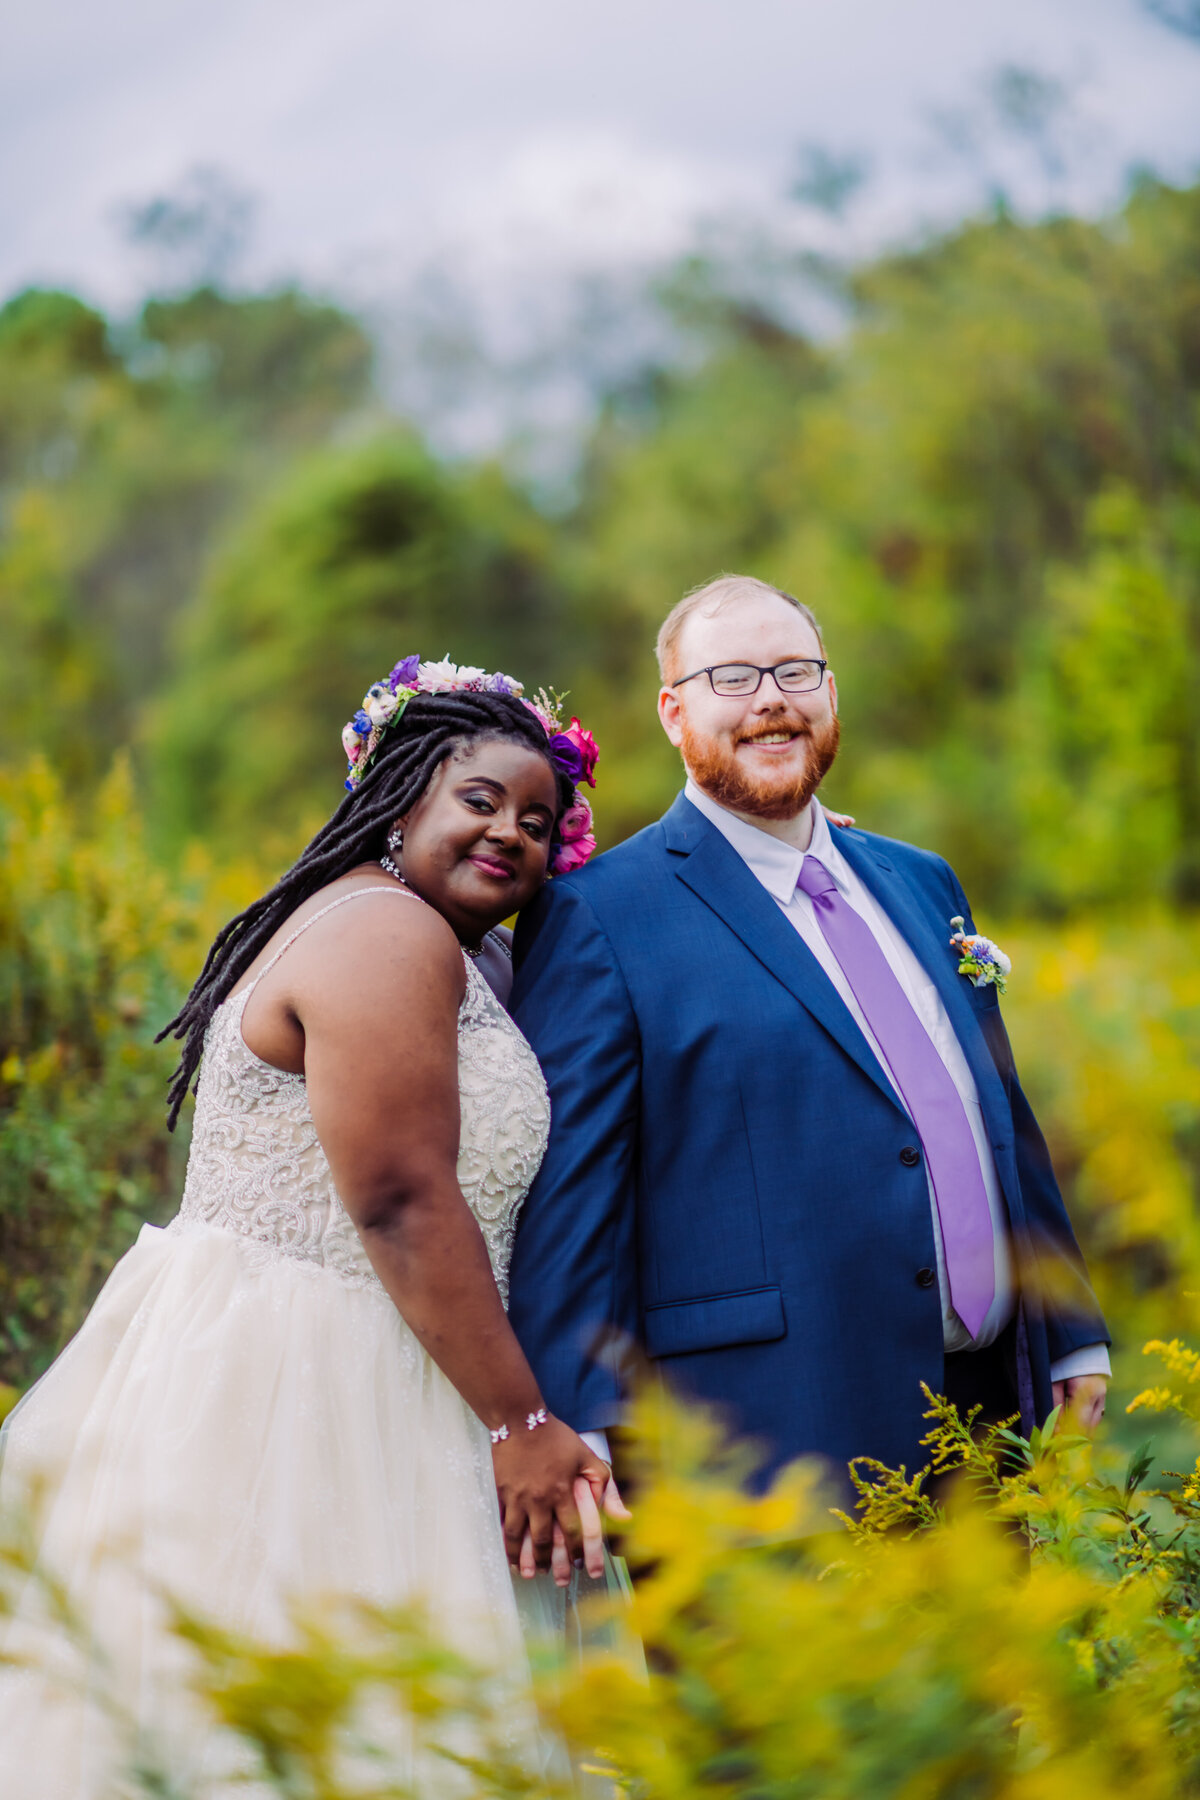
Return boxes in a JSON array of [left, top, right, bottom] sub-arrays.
[[663, 799, 905, 1112]]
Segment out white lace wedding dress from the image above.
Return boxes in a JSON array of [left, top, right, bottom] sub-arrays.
[[0, 886, 552, 1797]]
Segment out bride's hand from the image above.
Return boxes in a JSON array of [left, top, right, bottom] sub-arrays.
[[492, 1416, 609, 1575], [825, 806, 856, 828]]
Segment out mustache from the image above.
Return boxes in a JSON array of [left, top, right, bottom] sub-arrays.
[[735, 719, 813, 745]]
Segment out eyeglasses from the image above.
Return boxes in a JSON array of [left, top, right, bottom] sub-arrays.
[[671, 659, 829, 698]]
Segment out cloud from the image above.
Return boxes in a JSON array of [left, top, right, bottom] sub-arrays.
[[1, 0, 1196, 312]]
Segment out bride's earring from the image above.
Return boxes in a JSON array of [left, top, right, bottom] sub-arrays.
[[381, 826, 405, 882]]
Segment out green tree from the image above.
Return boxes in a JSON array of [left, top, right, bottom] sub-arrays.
[[147, 435, 568, 849], [0, 285, 374, 784]]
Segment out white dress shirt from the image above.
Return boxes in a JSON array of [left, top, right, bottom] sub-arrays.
[[684, 780, 1110, 1384]]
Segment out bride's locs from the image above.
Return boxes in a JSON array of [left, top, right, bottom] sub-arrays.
[[341, 653, 600, 875]]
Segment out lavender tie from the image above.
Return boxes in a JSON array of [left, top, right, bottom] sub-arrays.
[[796, 857, 995, 1338]]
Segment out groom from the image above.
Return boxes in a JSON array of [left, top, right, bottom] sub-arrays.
[[507, 575, 1109, 1486]]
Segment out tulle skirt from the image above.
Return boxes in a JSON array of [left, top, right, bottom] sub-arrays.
[[0, 1219, 530, 1797]]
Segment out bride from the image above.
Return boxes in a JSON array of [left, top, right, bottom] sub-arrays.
[[0, 656, 613, 1795]]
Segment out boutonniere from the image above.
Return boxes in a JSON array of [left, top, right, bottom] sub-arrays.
[[949, 916, 1010, 994]]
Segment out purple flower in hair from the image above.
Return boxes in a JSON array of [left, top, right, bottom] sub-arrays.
[[487, 672, 522, 697], [547, 733, 586, 784], [388, 654, 421, 694], [352, 709, 372, 735]]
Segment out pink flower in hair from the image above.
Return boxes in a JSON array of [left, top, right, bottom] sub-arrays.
[[552, 830, 597, 875], [559, 795, 593, 843], [561, 718, 599, 786]]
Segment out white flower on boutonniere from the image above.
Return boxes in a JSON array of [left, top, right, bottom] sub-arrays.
[[949, 916, 1011, 994]]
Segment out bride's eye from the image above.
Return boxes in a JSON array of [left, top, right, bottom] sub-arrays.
[[462, 792, 496, 814], [522, 817, 550, 840]]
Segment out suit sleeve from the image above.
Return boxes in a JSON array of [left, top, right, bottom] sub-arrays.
[[506, 878, 641, 1433], [946, 866, 1110, 1362]]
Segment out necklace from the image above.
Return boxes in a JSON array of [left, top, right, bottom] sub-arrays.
[[379, 855, 485, 957]]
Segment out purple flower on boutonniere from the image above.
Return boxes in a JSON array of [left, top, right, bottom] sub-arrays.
[[949, 916, 1011, 994]]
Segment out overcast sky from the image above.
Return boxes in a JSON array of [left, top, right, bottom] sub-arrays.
[[3, 0, 1198, 319]]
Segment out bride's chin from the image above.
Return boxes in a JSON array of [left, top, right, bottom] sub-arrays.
[[447, 890, 516, 939]]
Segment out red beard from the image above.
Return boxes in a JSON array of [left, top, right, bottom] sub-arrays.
[[682, 711, 841, 821]]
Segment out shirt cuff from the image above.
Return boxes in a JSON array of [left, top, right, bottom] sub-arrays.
[[1048, 1342, 1111, 1383], [579, 1429, 612, 1466]]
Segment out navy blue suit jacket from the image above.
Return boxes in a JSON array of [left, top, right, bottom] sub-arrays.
[[507, 794, 1108, 1482]]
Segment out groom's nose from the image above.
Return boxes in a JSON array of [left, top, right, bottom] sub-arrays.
[[748, 684, 797, 718]]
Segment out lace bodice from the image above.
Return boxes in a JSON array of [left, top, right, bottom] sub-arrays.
[[173, 888, 550, 1304]]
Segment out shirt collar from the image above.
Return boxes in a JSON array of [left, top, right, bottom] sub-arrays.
[[683, 778, 838, 904]]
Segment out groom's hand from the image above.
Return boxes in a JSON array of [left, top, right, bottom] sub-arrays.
[[519, 1470, 633, 1586], [596, 1469, 633, 1525], [1052, 1373, 1108, 1431]]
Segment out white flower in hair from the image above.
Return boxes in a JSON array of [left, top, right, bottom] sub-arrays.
[[363, 683, 402, 727], [416, 656, 463, 692]]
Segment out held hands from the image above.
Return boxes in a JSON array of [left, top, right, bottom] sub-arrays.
[[1052, 1373, 1108, 1432], [517, 1469, 632, 1587], [491, 1415, 630, 1582]]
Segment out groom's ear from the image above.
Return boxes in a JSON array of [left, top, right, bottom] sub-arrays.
[[658, 684, 685, 748]]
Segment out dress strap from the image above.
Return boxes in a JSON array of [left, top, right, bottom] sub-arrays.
[[242, 885, 423, 997]]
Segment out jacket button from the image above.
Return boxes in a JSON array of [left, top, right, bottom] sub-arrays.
[[900, 1145, 921, 1167], [916, 1267, 936, 1288]]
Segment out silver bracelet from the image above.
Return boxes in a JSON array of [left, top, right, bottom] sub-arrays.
[[490, 1408, 548, 1445]]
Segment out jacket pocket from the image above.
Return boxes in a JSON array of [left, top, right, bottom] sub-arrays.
[[643, 1285, 786, 1358]]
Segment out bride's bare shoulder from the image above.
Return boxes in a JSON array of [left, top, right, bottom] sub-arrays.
[[285, 872, 464, 993]]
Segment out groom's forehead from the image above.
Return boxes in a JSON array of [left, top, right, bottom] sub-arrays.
[[679, 598, 824, 668]]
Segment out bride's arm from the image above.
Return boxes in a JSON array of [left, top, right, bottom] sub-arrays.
[[287, 899, 609, 1574]]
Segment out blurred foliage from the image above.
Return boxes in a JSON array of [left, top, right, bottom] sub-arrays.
[[540, 1384, 1200, 1799], [0, 758, 259, 1389], [12, 1381, 1200, 1796], [1001, 914, 1200, 1385]]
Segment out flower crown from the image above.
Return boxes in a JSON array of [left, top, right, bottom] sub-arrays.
[[340, 654, 599, 875]]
